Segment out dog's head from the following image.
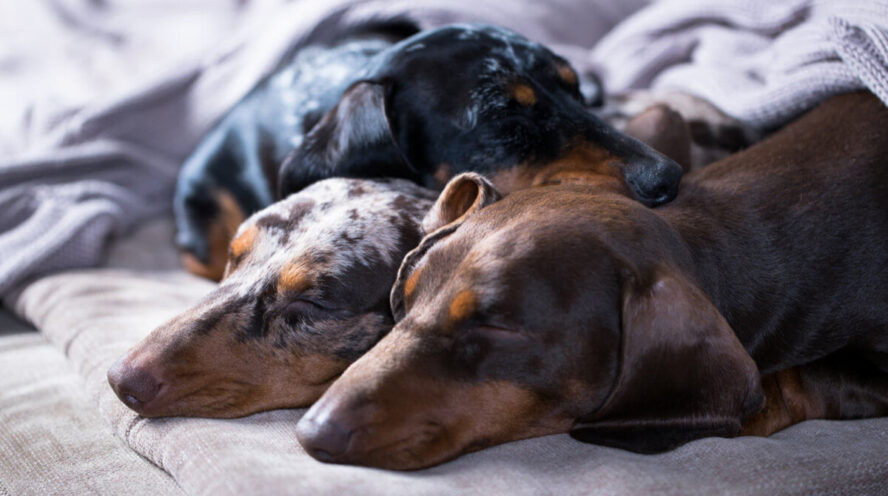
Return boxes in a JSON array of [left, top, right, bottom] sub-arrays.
[[279, 23, 682, 206], [108, 178, 435, 417], [296, 173, 762, 469]]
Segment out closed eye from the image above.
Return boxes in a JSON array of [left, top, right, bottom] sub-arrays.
[[472, 324, 528, 342], [283, 297, 333, 319]]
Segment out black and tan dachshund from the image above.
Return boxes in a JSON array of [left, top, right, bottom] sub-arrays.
[[174, 23, 681, 280]]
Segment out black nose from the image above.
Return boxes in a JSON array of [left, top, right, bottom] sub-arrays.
[[107, 357, 161, 410], [296, 413, 355, 463], [625, 156, 684, 207]]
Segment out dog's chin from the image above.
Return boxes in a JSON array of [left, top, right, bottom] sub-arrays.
[[122, 385, 316, 419], [308, 415, 512, 471], [333, 430, 467, 471]]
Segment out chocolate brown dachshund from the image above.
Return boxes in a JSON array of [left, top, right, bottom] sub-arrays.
[[296, 91, 888, 470]]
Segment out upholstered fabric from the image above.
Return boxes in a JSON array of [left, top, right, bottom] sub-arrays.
[[0, 313, 183, 495], [4, 219, 888, 496]]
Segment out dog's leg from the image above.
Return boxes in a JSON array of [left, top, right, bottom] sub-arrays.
[[741, 353, 888, 436], [624, 104, 692, 172]]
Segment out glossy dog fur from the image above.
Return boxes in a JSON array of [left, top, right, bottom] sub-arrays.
[[281, 23, 679, 202], [178, 23, 682, 280], [296, 92, 888, 470], [174, 32, 401, 281], [108, 178, 434, 417]]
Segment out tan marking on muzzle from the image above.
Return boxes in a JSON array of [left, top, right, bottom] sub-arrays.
[[180, 250, 225, 281], [216, 190, 247, 236], [486, 142, 628, 196], [486, 164, 540, 194], [181, 190, 248, 282], [530, 141, 631, 197]]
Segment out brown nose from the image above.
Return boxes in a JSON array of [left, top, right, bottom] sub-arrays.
[[296, 411, 354, 463], [107, 356, 161, 411]]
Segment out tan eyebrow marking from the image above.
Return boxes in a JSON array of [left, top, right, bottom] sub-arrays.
[[277, 260, 313, 294], [404, 266, 423, 300], [512, 84, 537, 106], [557, 64, 578, 86], [230, 225, 258, 259], [448, 289, 478, 323]]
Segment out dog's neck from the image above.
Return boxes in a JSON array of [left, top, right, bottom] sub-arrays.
[[656, 92, 888, 373]]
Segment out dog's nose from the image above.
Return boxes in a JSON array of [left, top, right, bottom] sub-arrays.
[[296, 412, 355, 462], [625, 155, 684, 207], [107, 357, 161, 410]]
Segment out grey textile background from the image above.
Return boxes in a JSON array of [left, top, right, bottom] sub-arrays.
[[0, 310, 184, 495], [589, 0, 888, 129]]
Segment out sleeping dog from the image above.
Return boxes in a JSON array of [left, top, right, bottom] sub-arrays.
[[175, 23, 682, 280], [109, 100, 697, 418], [109, 178, 434, 417], [295, 92, 888, 470]]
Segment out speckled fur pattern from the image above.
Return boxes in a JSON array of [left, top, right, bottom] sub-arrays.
[[108, 178, 436, 417]]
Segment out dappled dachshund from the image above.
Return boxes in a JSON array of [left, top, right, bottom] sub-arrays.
[[109, 178, 434, 417], [176, 23, 681, 280], [296, 92, 888, 470]]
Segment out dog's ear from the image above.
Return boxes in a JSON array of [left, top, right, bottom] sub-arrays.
[[420, 172, 502, 234], [570, 266, 763, 453], [391, 173, 502, 321], [277, 80, 417, 197]]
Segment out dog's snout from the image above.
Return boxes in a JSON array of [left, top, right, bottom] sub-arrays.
[[296, 391, 382, 464], [107, 356, 161, 410], [296, 413, 355, 462], [627, 156, 683, 207]]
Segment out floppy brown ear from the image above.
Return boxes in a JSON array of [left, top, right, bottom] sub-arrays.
[[421, 172, 502, 233], [277, 80, 416, 197], [390, 173, 502, 320], [570, 266, 763, 453]]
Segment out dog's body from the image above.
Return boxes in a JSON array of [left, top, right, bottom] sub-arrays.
[[600, 90, 760, 172], [109, 178, 435, 417], [175, 36, 398, 280], [175, 23, 682, 280], [644, 94, 888, 376], [296, 92, 888, 469]]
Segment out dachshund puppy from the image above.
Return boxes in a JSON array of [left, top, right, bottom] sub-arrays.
[[177, 23, 682, 281], [295, 92, 888, 470], [280, 24, 680, 203], [109, 178, 434, 417]]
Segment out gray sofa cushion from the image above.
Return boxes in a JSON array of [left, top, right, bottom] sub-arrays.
[[5, 219, 888, 496], [0, 315, 183, 495]]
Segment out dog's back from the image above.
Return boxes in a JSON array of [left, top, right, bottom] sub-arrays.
[[664, 92, 888, 373]]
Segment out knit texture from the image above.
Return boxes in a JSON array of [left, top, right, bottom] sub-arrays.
[[589, 0, 888, 129]]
